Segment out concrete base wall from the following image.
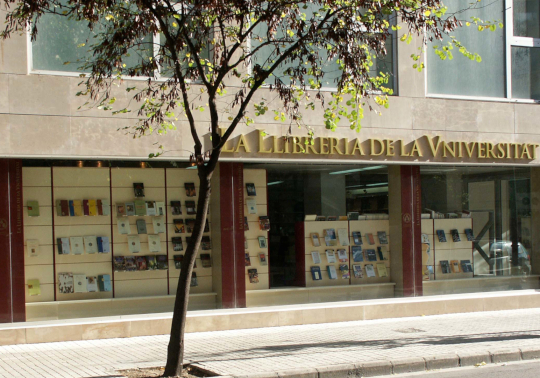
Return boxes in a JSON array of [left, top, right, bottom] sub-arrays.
[[3, 289, 540, 346]]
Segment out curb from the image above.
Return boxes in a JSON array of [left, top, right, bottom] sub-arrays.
[[216, 346, 540, 378]]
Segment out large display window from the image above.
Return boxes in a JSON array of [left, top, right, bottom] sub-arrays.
[[420, 166, 540, 295]]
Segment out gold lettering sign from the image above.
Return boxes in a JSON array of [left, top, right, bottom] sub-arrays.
[[220, 129, 539, 161]]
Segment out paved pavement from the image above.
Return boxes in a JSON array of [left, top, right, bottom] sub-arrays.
[[377, 360, 540, 378], [2, 308, 540, 377]]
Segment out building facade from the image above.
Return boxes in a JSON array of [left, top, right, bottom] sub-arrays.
[[1, 0, 540, 325]]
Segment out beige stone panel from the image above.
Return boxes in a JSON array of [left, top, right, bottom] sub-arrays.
[[111, 167, 165, 187], [23, 167, 51, 187], [55, 252, 111, 265], [24, 245, 53, 266], [227, 311, 280, 331], [0, 328, 26, 346], [444, 101, 481, 133], [277, 309, 304, 326], [300, 308, 328, 325], [0, 115, 8, 155], [9, 75, 72, 116], [25, 303, 59, 321], [475, 102, 515, 134], [23, 206, 53, 226], [55, 224, 110, 238], [246, 289, 309, 307], [53, 167, 110, 187], [482, 295, 520, 311], [169, 275, 213, 295], [363, 303, 403, 320], [115, 269, 167, 282], [325, 305, 365, 323], [25, 264, 54, 284], [68, 77, 142, 120], [166, 169, 201, 187], [412, 98, 446, 131], [81, 321, 131, 340], [244, 168, 267, 184], [0, 10, 28, 75], [130, 318, 172, 337], [0, 74, 8, 113], [112, 187, 165, 203], [396, 22, 425, 98], [7, 114, 72, 156], [114, 278, 168, 298], [23, 186, 52, 206], [69, 117, 133, 158], [185, 313, 226, 333], [362, 96, 414, 130], [515, 104, 540, 135], [23, 225, 53, 248], [26, 324, 83, 344], [442, 297, 484, 314], [516, 293, 540, 309], [26, 283, 55, 303]]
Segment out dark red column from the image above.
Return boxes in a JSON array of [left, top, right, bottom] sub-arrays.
[[219, 162, 246, 308], [0, 159, 25, 323], [400, 165, 423, 297]]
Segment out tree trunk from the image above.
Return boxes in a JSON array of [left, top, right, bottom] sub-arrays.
[[163, 166, 214, 377]]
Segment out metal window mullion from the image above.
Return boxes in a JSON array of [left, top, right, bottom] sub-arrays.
[[505, 0, 514, 99]]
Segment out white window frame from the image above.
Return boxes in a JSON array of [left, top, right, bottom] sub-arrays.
[[426, 0, 540, 103], [505, 0, 540, 99]]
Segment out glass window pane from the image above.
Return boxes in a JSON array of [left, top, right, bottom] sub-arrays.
[[251, 5, 395, 90], [33, 13, 153, 73], [427, 0, 505, 98], [513, 0, 540, 39], [32, 14, 96, 72], [511, 46, 540, 100]]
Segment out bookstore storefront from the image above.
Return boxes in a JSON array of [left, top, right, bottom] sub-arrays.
[[2, 135, 540, 323]]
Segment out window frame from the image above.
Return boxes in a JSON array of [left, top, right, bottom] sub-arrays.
[[426, 0, 540, 103]]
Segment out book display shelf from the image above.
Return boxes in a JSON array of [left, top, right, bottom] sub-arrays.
[[167, 169, 213, 295], [22, 166, 216, 319], [55, 167, 113, 301], [111, 168, 168, 298], [244, 169, 269, 289], [303, 220, 350, 287], [349, 220, 391, 285], [422, 218, 474, 281], [23, 167, 54, 303], [298, 219, 391, 288]]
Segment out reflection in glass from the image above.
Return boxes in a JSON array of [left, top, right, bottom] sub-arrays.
[[512, 47, 540, 100], [513, 0, 540, 39]]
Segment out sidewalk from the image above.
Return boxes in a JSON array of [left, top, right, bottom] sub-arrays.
[[2, 308, 540, 378]]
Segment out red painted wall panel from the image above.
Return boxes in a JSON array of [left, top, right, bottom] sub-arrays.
[[0, 159, 25, 323], [220, 163, 246, 308]]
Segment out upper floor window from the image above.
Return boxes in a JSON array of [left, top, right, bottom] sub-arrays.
[[427, 0, 540, 101], [250, 4, 396, 92]]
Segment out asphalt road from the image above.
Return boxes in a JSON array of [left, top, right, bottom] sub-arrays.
[[378, 360, 540, 377]]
